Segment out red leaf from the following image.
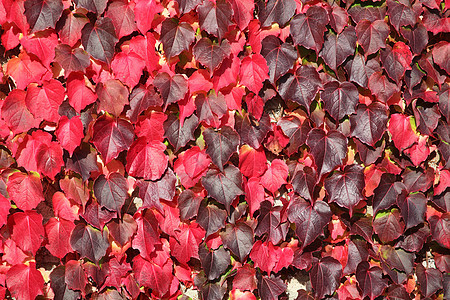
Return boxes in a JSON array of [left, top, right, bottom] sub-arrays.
[[260, 159, 288, 194], [10, 210, 45, 255], [126, 138, 168, 180], [133, 0, 163, 34], [92, 114, 134, 164], [133, 255, 173, 297], [239, 54, 269, 94], [25, 79, 65, 123], [6, 263, 44, 300], [56, 115, 84, 156], [388, 113, 418, 150], [1, 89, 41, 135], [21, 30, 58, 68], [45, 217, 75, 259], [66, 72, 97, 113], [7, 171, 44, 210], [132, 210, 161, 260], [105, 0, 137, 38], [111, 50, 145, 88], [169, 222, 205, 265], [36, 141, 64, 179]]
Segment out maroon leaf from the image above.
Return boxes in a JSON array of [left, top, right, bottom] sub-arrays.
[[416, 264, 443, 298], [105, 0, 137, 38], [350, 102, 389, 147], [348, 4, 386, 23], [220, 222, 254, 262], [429, 213, 450, 249], [278, 115, 310, 155], [310, 257, 342, 299], [70, 223, 109, 263], [201, 165, 244, 212], [261, 35, 297, 83], [66, 143, 100, 182], [433, 41, 450, 75], [160, 18, 195, 59], [396, 223, 430, 252], [136, 169, 176, 213], [235, 112, 271, 149], [320, 26, 357, 72], [199, 246, 231, 280], [92, 115, 134, 164], [387, 0, 419, 32], [195, 92, 228, 127], [344, 239, 369, 275], [96, 79, 128, 117], [278, 65, 322, 110], [306, 128, 347, 180], [24, 0, 63, 32], [197, 0, 233, 40], [356, 20, 389, 57], [257, 273, 287, 300], [81, 17, 118, 64], [397, 192, 426, 230], [254, 201, 285, 243], [345, 53, 381, 88], [50, 267, 81, 300], [373, 174, 405, 214], [321, 81, 358, 121], [290, 6, 329, 53], [414, 105, 440, 136], [204, 126, 240, 172], [81, 200, 115, 229], [368, 72, 400, 104], [325, 164, 364, 215], [373, 209, 404, 243], [356, 262, 388, 300], [287, 197, 332, 249], [380, 42, 413, 84], [74, 0, 107, 14], [291, 166, 316, 201], [54, 44, 90, 74], [193, 38, 231, 73], [197, 202, 227, 238], [400, 23, 429, 55], [107, 214, 137, 246], [178, 189, 203, 221], [327, 5, 348, 34], [379, 245, 414, 274], [163, 113, 199, 151], [126, 85, 163, 123], [256, 0, 296, 28], [153, 72, 188, 108], [94, 172, 128, 214]]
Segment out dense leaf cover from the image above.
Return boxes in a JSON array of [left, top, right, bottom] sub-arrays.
[[0, 0, 449, 298]]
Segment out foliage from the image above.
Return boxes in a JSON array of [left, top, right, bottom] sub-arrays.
[[0, 0, 449, 298]]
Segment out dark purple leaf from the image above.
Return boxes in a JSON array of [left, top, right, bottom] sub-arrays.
[[321, 81, 358, 121], [287, 197, 332, 249], [160, 18, 195, 59], [70, 223, 109, 263], [178, 189, 203, 221], [396, 223, 430, 252], [348, 5, 386, 23], [345, 53, 381, 88], [199, 246, 230, 280], [356, 262, 388, 300], [400, 23, 429, 55], [193, 38, 231, 73], [94, 172, 128, 215], [257, 273, 287, 300], [201, 165, 244, 212], [344, 239, 369, 275], [65, 143, 100, 182], [278, 65, 322, 111], [220, 221, 254, 262], [277, 115, 311, 156], [261, 35, 297, 83], [306, 128, 347, 180], [197, 0, 233, 40], [163, 113, 199, 151], [73, 0, 107, 14], [416, 264, 443, 298], [397, 192, 427, 230], [81, 17, 118, 65], [127, 85, 163, 123], [255, 201, 289, 245], [195, 93, 228, 127], [204, 126, 240, 172], [24, 0, 63, 32], [320, 26, 357, 72], [373, 174, 405, 214], [256, 0, 296, 28], [54, 44, 90, 74], [368, 72, 400, 104], [290, 6, 328, 53], [387, 0, 419, 32], [107, 214, 137, 246], [324, 164, 364, 215], [290, 166, 316, 201], [153, 72, 188, 108], [197, 202, 227, 238], [379, 245, 414, 274], [310, 257, 342, 299], [235, 112, 271, 149], [136, 169, 176, 214], [356, 20, 389, 57], [373, 209, 404, 243], [350, 102, 389, 147], [402, 168, 434, 193]]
